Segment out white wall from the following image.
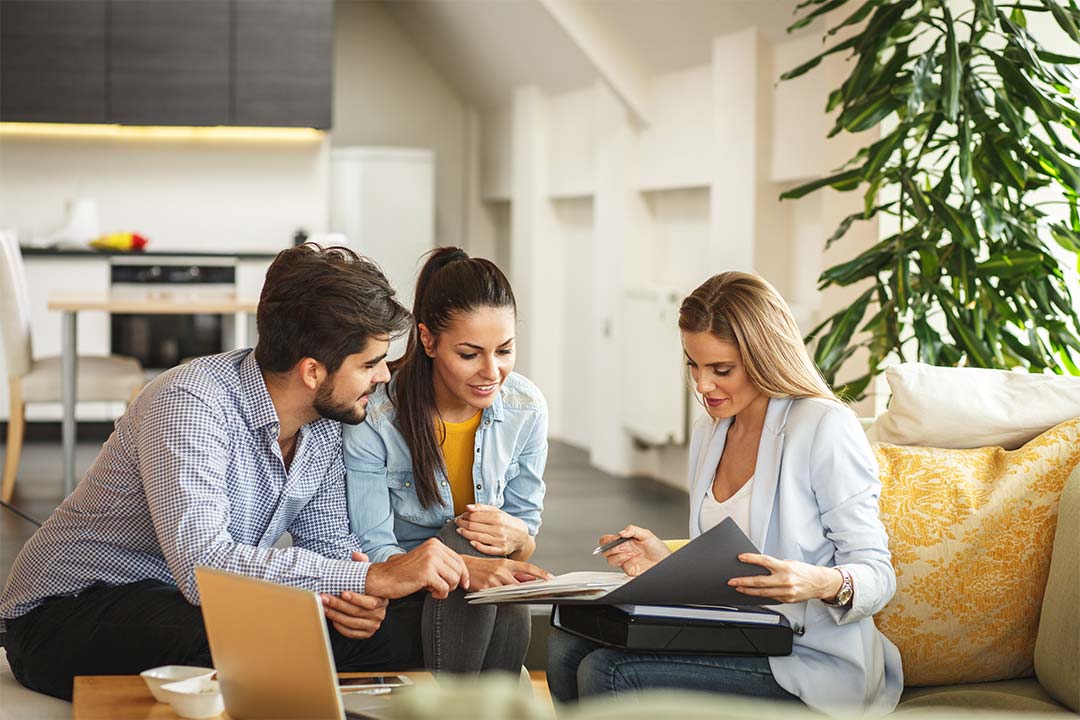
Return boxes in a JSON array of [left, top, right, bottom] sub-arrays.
[[0, 136, 328, 252]]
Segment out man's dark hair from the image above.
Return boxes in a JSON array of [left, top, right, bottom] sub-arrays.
[[255, 243, 410, 374]]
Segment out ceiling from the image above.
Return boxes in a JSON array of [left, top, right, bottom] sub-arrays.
[[383, 0, 811, 109]]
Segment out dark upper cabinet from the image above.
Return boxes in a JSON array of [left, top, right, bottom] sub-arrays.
[[0, 0, 108, 123], [234, 0, 333, 128], [109, 0, 231, 126], [0, 0, 333, 128]]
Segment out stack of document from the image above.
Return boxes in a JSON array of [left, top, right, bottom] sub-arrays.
[[466, 571, 629, 604], [466, 519, 773, 608]]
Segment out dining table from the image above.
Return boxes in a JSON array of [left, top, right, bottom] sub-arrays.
[[48, 292, 259, 495]]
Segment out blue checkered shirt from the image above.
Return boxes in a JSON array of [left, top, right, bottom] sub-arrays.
[[0, 349, 369, 631]]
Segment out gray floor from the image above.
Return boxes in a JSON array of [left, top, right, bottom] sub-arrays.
[[1, 432, 689, 588]]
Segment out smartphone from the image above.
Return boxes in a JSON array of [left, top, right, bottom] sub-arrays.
[[338, 675, 414, 692]]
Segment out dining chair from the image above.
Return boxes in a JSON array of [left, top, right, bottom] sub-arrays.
[[0, 233, 145, 502]]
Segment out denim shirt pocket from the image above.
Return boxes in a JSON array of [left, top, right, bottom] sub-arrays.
[[386, 469, 425, 522]]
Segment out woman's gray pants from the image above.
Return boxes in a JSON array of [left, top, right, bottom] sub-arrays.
[[421, 521, 532, 675]]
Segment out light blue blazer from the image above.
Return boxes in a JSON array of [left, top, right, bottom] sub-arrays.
[[687, 396, 902, 714]]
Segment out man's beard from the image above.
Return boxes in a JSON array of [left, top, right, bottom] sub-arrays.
[[313, 380, 368, 425]]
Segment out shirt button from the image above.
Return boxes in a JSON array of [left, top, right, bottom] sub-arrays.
[[405, 482, 411, 487], [441, 481, 447, 487], [475, 483, 482, 490]]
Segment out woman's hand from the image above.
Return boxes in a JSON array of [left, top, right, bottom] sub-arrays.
[[728, 554, 844, 604], [600, 525, 671, 577], [462, 555, 553, 591], [455, 504, 530, 556]]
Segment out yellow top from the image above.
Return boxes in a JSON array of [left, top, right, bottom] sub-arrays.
[[439, 412, 482, 516]]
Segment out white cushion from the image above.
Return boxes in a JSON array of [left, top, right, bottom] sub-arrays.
[[867, 362, 1080, 450], [0, 648, 70, 720], [20, 354, 144, 404]]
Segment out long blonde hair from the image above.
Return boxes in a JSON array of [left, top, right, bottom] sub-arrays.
[[678, 272, 839, 403]]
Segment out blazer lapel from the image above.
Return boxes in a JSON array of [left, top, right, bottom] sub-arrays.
[[749, 397, 793, 551], [688, 417, 731, 538]]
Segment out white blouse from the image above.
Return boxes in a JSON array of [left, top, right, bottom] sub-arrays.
[[698, 475, 753, 538]]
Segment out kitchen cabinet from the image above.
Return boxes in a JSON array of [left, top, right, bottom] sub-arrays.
[[233, 0, 333, 129], [108, 0, 231, 126], [0, 0, 333, 128], [0, 0, 108, 123]]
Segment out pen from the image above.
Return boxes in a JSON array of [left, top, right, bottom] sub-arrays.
[[592, 536, 633, 555]]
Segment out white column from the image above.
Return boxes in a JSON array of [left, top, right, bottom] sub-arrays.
[[710, 29, 761, 274], [510, 86, 566, 436], [588, 83, 654, 476]]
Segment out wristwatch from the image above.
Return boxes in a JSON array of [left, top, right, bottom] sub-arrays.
[[825, 567, 854, 607]]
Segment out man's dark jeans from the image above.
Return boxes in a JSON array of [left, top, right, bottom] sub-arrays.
[[4, 578, 423, 701]]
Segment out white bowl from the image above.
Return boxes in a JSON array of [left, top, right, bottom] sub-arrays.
[[159, 677, 225, 719], [140, 665, 215, 703]]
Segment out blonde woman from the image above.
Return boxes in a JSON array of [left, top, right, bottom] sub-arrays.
[[547, 272, 902, 714]]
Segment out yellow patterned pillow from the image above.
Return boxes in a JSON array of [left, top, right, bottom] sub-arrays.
[[873, 417, 1080, 686]]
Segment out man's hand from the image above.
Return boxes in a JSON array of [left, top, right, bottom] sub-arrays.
[[455, 505, 530, 556], [320, 591, 387, 640], [364, 538, 469, 600], [462, 555, 553, 591]]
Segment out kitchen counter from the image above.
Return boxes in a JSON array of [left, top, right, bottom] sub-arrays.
[[19, 246, 281, 260]]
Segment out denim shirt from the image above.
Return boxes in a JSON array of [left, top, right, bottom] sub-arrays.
[[343, 372, 548, 563]]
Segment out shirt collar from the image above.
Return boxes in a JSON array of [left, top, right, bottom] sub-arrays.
[[239, 350, 281, 431], [488, 384, 505, 422]]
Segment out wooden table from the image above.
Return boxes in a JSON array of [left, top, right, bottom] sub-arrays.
[[48, 292, 259, 495], [72, 671, 435, 719]]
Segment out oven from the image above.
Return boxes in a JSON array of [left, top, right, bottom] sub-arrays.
[[109, 256, 237, 371]]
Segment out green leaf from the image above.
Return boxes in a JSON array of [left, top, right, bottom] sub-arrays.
[[930, 195, 980, 247], [977, 251, 1046, 277], [942, 5, 961, 122], [959, 119, 973, 204], [1035, 49, 1080, 65], [780, 36, 858, 81], [894, 255, 910, 312], [827, 0, 875, 36], [913, 316, 944, 364], [1042, 0, 1080, 43], [781, 168, 863, 200], [864, 126, 908, 178], [819, 240, 894, 286], [1029, 135, 1080, 191], [825, 204, 890, 249], [907, 49, 937, 116], [1009, 6, 1027, 28], [813, 288, 874, 374], [838, 90, 903, 134], [788, 0, 852, 32]]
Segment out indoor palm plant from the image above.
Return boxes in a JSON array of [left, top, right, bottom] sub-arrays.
[[782, 0, 1080, 399]]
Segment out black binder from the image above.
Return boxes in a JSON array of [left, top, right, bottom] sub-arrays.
[[552, 604, 793, 656]]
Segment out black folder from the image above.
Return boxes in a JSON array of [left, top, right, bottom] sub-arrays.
[[552, 603, 793, 655]]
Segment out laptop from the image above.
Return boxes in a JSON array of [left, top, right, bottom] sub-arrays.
[[195, 566, 396, 720]]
